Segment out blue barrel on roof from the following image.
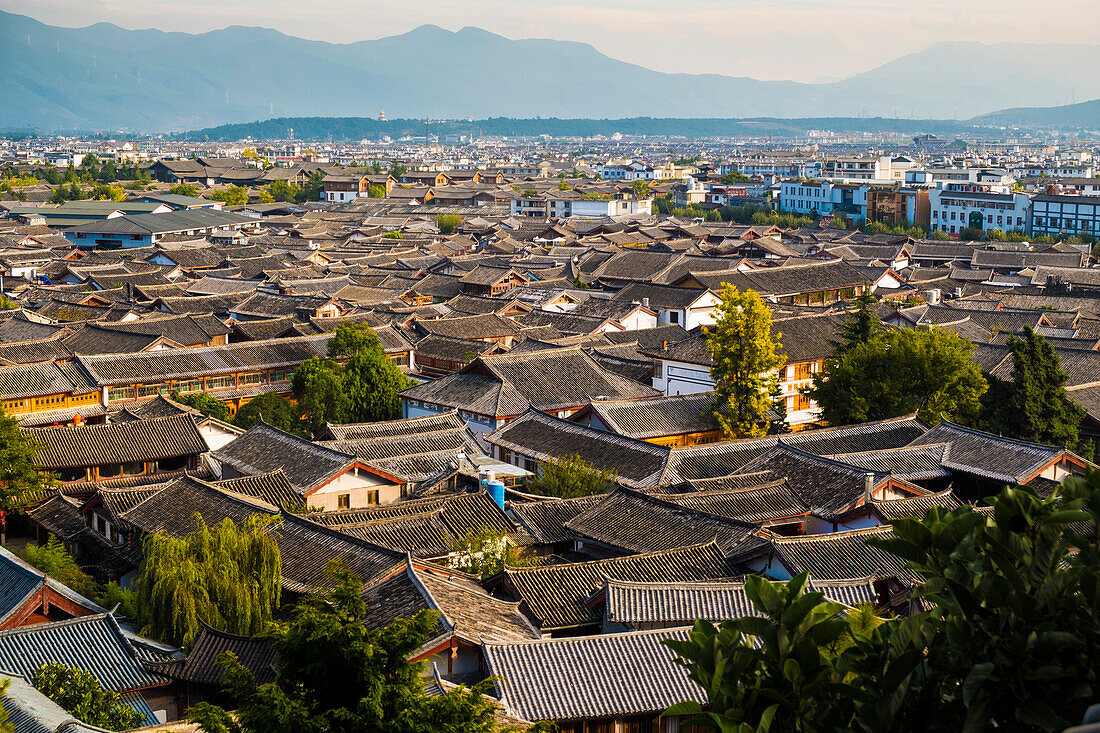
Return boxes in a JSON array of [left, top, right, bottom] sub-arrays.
[[486, 479, 506, 510]]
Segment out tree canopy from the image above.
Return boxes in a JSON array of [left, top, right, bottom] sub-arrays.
[[135, 514, 281, 649], [437, 214, 462, 234], [980, 326, 1084, 448], [32, 663, 143, 731], [832, 291, 882, 353], [232, 392, 302, 435], [526, 454, 617, 499], [186, 562, 520, 733], [0, 406, 48, 510], [705, 284, 785, 437], [20, 535, 98, 598], [667, 475, 1100, 732], [448, 527, 534, 579], [207, 185, 250, 206], [807, 327, 987, 426]]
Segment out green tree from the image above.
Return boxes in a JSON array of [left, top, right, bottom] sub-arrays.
[[527, 454, 616, 499], [232, 392, 301, 435], [980, 326, 1084, 447], [327, 324, 413, 423], [666, 477, 1100, 733], [0, 679, 14, 733], [96, 581, 138, 618], [383, 231, 403, 239], [808, 328, 986, 426], [720, 171, 752, 184], [368, 185, 386, 198], [448, 527, 534, 579], [135, 514, 281, 648], [296, 171, 325, 203], [0, 406, 49, 509], [171, 390, 230, 422], [437, 214, 463, 235], [705, 284, 785, 438], [266, 179, 299, 202], [208, 185, 250, 206], [832, 290, 882, 353], [169, 183, 199, 197], [20, 536, 98, 598], [32, 663, 142, 731], [390, 163, 408, 178], [630, 180, 652, 198], [186, 562, 513, 733], [292, 357, 350, 437]]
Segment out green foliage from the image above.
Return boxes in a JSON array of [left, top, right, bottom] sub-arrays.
[[32, 663, 142, 731], [0, 295, 17, 310], [95, 581, 138, 618], [0, 678, 14, 733], [979, 326, 1084, 447], [168, 183, 199, 197], [437, 213, 463, 234], [720, 171, 752, 184], [928, 228, 951, 241], [207, 185, 250, 206], [135, 513, 281, 649], [390, 163, 408, 178], [706, 285, 785, 438], [808, 327, 986, 426], [368, 184, 387, 198], [297, 171, 326, 203], [232, 392, 302, 435], [832, 291, 882, 353], [383, 230, 403, 239], [20, 536, 98, 598], [266, 179, 299, 202], [448, 527, 534, 579], [342, 348, 415, 423], [292, 356, 349, 437], [860, 219, 927, 239], [171, 390, 230, 422], [527, 454, 616, 499], [0, 406, 49, 509], [630, 180, 652, 198], [185, 561, 513, 733], [327, 322, 378, 358], [667, 478, 1100, 732]]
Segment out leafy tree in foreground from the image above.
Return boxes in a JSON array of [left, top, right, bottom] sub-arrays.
[[169, 183, 199, 197], [808, 327, 986, 426], [32, 663, 142, 731], [135, 513, 281, 649], [232, 392, 301, 435], [207, 185, 250, 206], [342, 345, 414, 423], [20, 535, 98, 598], [0, 406, 49, 509], [171, 390, 230, 422], [705, 284, 784, 438], [186, 562, 518, 733], [666, 476, 1100, 733], [980, 325, 1084, 447], [527, 454, 616, 499]]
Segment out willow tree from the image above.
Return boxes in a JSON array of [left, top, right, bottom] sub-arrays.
[[706, 284, 784, 438], [135, 514, 281, 649]]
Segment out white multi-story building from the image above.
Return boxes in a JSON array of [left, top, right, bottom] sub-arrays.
[[928, 184, 1030, 236], [511, 191, 652, 218], [778, 180, 867, 221]]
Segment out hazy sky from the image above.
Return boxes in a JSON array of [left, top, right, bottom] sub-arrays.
[[3, 0, 1097, 82]]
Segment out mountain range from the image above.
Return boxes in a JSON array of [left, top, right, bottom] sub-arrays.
[[3, 10, 1099, 132]]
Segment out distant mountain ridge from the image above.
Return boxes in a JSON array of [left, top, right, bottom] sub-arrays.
[[3, 10, 1100, 131], [972, 98, 1100, 129]]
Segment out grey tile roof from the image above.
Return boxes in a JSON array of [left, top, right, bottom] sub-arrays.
[[482, 627, 705, 722], [825, 444, 953, 482], [768, 527, 916, 582], [509, 495, 606, 544], [486, 410, 670, 488], [576, 392, 719, 440], [0, 614, 170, 693], [0, 361, 95, 401], [24, 413, 206, 470], [502, 542, 730, 631], [563, 488, 764, 558], [120, 474, 278, 537], [149, 623, 276, 687], [311, 490, 514, 537], [655, 479, 812, 525], [906, 420, 1068, 483], [213, 422, 356, 493], [871, 489, 961, 521]]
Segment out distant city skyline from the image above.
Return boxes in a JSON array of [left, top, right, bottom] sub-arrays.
[[2, 0, 1097, 83]]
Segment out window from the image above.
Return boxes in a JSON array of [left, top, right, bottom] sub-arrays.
[[238, 371, 267, 386], [337, 493, 350, 509], [366, 490, 380, 505], [669, 311, 680, 324], [158, 455, 189, 472]]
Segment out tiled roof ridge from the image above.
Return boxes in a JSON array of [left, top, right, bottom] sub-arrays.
[[480, 623, 692, 647], [503, 539, 722, 574]]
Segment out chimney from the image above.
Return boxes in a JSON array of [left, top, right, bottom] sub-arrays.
[[642, 297, 650, 308], [864, 473, 876, 502], [662, 340, 668, 351]]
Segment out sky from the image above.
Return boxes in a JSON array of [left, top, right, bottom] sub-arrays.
[[2, 0, 1098, 82]]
